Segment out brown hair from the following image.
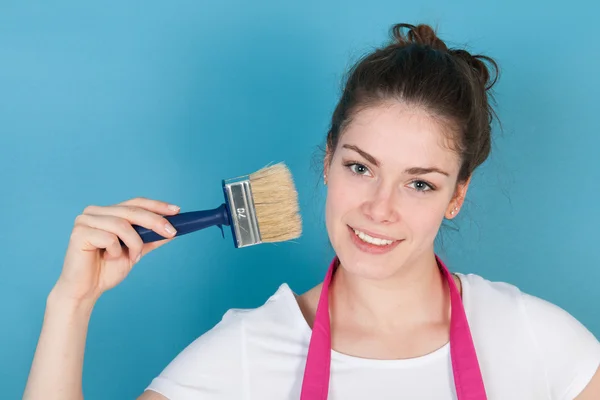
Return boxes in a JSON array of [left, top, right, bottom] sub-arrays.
[[325, 23, 499, 184]]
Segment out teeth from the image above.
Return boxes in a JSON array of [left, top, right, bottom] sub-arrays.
[[353, 229, 395, 246]]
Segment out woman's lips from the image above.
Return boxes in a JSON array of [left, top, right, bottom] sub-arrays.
[[347, 225, 402, 254]]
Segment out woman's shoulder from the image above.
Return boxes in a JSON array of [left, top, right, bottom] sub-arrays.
[[457, 271, 596, 335], [457, 272, 593, 328], [231, 282, 309, 332], [458, 272, 600, 399], [456, 272, 522, 302], [204, 282, 307, 343], [145, 283, 307, 398], [455, 272, 528, 327]]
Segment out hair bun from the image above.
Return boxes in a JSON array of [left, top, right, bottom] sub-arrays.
[[391, 23, 448, 51], [390, 23, 499, 92], [450, 49, 499, 91]]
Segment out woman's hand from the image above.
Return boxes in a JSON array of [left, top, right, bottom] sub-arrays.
[[51, 197, 181, 304]]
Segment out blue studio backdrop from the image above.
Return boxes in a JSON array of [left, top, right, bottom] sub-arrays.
[[1, 1, 599, 398]]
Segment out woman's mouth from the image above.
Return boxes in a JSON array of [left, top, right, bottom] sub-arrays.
[[347, 225, 402, 254]]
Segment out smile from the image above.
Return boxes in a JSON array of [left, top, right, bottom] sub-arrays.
[[347, 225, 402, 255], [352, 228, 396, 246]]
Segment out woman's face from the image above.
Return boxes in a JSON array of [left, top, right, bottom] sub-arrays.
[[324, 102, 470, 280]]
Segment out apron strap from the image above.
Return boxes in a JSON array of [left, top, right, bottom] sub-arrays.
[[299, 255, 487, 400], [300, 258, 336, 400], [437, 255, 487, 400]]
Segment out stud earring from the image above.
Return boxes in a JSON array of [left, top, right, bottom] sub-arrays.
[[323, 174, 327, 185], [450, 207, 458, 216]]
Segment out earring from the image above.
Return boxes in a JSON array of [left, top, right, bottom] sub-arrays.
[[324, 174, 328, 185], [450, 207, 458, 216]]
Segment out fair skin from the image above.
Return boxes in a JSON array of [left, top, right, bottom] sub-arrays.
[[298, 102, 468, 360], [22, 197, 179, 400], [23, 102, 599, 399]]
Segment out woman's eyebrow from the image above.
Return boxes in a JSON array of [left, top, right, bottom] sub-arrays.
[[342, 144, 380, 166], [405, 167, 450, 176], [341, 144, 449, 176]]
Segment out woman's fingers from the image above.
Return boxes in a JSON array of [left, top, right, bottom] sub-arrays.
[[75, 214, 144, 263], [81, 204, 178, 244], [118, 197, 180, 216], [70, 224, 124, 259]]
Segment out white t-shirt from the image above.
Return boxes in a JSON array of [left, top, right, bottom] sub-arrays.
[[146, 273, 600, 399]]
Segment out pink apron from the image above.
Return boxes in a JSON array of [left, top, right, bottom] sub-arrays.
[[299, 255, 487, 399]]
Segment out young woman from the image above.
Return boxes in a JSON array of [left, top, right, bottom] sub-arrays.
[[23, 23, 600, 399]]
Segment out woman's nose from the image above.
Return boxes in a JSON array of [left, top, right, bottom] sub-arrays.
[[362, 183, 399, 224]]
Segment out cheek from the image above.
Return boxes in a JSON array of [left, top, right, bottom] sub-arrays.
[[402, 196, 449, 239], [325, 183, 350, 223], [325, 177, 362, 232]]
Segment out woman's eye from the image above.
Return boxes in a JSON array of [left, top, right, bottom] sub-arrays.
[[348, 163, 371, 176], [409, 180, 434, 192]]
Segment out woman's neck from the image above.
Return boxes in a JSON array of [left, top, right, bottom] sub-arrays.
[[330, 252, 450, 333]]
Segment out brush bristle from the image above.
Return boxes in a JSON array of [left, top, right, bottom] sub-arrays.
[[249, 163, 302, 243]]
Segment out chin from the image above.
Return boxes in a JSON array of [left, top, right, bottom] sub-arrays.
[[335, 246, 410, 281]]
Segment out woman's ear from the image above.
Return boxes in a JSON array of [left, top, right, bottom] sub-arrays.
[[445, 176, 472, 219]]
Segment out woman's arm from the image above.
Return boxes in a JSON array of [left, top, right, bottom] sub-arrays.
[[137, 391, 169, 399], [576, 366, 600, 400], [23, 198, 180, 399], [23, 290, 95, 400]]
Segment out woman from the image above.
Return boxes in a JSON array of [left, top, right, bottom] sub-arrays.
[[24, 23, 600, 399]]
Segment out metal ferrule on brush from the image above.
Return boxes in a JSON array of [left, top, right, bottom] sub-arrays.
[[222, 176, 262, 248]]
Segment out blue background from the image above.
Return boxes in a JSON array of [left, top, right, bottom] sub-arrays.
[[1, 1, 599, 398]]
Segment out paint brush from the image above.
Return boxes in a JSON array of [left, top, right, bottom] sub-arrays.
[[130, 162, 302, 248]]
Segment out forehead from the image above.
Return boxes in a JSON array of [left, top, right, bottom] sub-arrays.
[[339, 102, 461, 170]]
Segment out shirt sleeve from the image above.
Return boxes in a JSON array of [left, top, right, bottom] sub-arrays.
[[521, 293, 600, 400], [144, 309, 246, 400]]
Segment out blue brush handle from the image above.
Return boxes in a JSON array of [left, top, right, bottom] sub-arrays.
[[127, 203, 230, 244]]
